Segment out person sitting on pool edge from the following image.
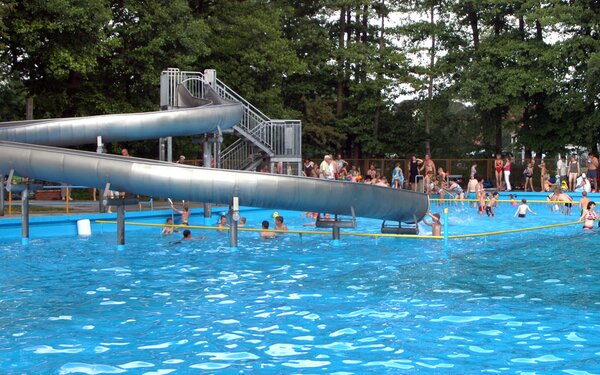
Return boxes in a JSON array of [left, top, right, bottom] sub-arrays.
[[260, 220, 277, 239], [162, 217, 179, 236], [182, 229, 204, 241]]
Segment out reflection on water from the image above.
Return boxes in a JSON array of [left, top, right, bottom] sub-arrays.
[[0, 207, 598, 373]]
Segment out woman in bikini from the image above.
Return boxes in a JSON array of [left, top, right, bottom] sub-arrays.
[[578, 201, 598, 230], [494, 153, 504, 189]]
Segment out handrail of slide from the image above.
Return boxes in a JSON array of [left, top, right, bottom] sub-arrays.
[[0, 141, 429, 223]]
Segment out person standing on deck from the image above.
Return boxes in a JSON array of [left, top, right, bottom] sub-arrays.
[[537, 159, 547, 192], [503, 156, 512, 191], [586, 152, 599, 192], [568, 155, 580, 192], [494, 154, 504, 190], [408, 155, 422, 191]]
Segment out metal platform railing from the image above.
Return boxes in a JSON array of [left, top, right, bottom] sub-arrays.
[[160, 68, 302, 172]]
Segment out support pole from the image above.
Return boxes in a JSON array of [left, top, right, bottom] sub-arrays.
[[443, 207, 449, 258], [97, 136, 106, 213], [21, 186, 29, 246], [332, 214, 340, 246], [229, 197, 239, 251], [117, 202, 125, 251], [0, 171, 4, 217], [202, 136, 212, 222]]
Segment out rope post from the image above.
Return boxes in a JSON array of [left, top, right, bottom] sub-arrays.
[[229, 197, 239, 252], [65, 187, 70, 213], [332, 226, 340, 246], [443, 207, 449, 257], [117, 202, 125, 251], [21, 185, 29, 246], [0, 171, 4, 217]]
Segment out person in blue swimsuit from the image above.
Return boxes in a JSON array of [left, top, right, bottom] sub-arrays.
[[391, 163, 404, 189]]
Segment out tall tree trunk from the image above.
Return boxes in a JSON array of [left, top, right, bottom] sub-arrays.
[[425, 3, 435, 155], [467, 2, 479, 49], [373, 1, 384, 139], [336, 6, 346, 116]]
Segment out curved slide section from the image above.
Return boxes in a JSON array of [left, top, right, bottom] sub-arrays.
[[0, 103, 243, 147], [0, 142, 429, 223]]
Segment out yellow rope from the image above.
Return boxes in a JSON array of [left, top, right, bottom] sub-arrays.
[[448, 220, 581, 239], [95, 219, 581, 241], [94, 220, 442, 239], [430, 198, 580, 204]]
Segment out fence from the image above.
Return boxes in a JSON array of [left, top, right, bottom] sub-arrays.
[[301, 157, 588, 189]]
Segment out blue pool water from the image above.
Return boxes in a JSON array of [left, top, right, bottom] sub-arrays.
[[1, 201, 599, 374]]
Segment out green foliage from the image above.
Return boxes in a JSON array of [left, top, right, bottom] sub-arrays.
[[0, 0, 598, 159]]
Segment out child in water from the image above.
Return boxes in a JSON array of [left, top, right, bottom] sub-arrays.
[[514, 198, 536, 218], [422, 212, 442, 236]]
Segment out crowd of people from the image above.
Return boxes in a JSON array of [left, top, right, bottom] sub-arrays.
[[159, 151, 599, 239], [302, 152, 599, 194]]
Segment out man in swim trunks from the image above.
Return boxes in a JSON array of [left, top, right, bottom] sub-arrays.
[[420, 154, 436, 194], [579, 191, 590, 216], [485, 192, 499, 217], [171, 203, 191, 225], [586, 152, 599, 191], [466, 176, 479, 208], [552, 188, 574, 215], [514, 198, 536, 218]]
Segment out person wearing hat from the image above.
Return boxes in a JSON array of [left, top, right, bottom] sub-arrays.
[[576, 172, 592, 193], [543, 173, 558, 192], [176, 155, 186, 164]]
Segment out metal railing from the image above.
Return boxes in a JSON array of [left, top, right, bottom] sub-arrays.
[[220, 139, 256, 171], [160, 68, 302, 171]]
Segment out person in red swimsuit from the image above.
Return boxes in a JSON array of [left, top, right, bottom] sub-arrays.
[[494, 153, 503, 190]]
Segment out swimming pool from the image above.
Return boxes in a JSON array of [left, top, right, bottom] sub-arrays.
[[1, 200, 599, 373]]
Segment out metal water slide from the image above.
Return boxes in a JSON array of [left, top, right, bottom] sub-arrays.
[[0, 85, 429, 224], [0, 92, 241, 146], [0, 141, 428, 223]]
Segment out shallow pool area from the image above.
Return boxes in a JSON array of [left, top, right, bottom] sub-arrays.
[[1, 200, 599, 373]]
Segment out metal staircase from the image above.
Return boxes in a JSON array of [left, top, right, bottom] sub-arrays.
[[160, 68, 302, 173]]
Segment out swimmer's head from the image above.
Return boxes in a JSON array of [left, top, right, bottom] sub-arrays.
[[582, 191, 587, 197], [262, 220, 269, 229], [587, 201, 596, 209], [183, 229, 191, 238], [521, 198, 527, 203], [240, 217, 246, 224], [492, 192, 499, 197], [275, 216, 284, 224], [166, 217, 173, 223]]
